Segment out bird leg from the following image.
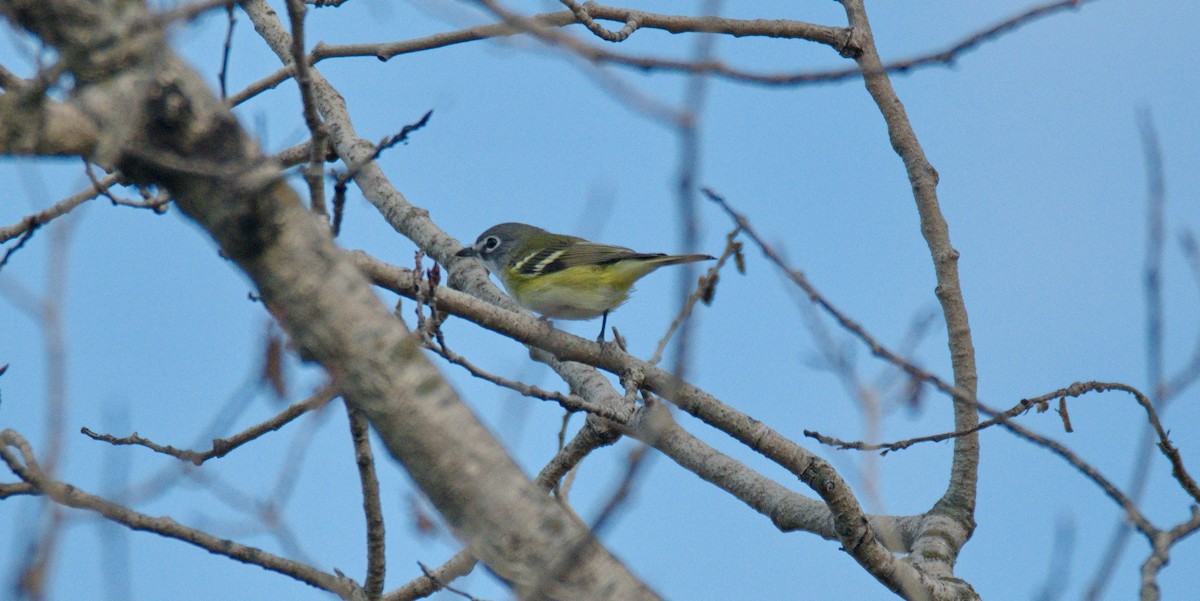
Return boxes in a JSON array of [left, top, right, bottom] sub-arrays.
[[596, 310, 609, 342]]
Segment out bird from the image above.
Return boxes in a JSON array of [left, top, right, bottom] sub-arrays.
[[455, 222, 714, 341]]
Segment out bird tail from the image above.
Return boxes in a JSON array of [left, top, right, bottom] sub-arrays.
[[603, 252, 716, 283], [640, 253, 716, 266]]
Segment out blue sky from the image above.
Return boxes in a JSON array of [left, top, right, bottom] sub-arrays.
[[2, 1, 1199, 599]]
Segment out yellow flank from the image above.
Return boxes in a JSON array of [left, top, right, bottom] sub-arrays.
[[502, 257, 677, 320]]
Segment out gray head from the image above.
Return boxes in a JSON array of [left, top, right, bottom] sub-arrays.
[[455, 222, 546, 273]]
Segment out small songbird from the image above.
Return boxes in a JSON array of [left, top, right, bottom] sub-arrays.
[[455, 222, 714, 341]]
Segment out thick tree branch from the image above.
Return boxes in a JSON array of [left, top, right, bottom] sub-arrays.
[[288, 44, 893, 573], [383, 401, 624, 601], [534, 346, 923, 551], [352, 251, 961, 597], [0, 1, 659, 598], [840, 2, 980, 597], [0, 92, 98, 157]]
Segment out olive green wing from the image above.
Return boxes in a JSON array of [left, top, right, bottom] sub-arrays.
[[511, 241, 642, 276]]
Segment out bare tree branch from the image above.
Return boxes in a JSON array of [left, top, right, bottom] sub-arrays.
[[283, 0, 328, 218], [0, 429, 364, 599], [81, 384, 338, 465], [0, 92, 98, 157], [807, 380, 1200, 506], [383, 409, 624, 601], [346, 406, 386, 600], [216, 3, 236, 99], [649, 225, 740, 365], [228, 0, 1096, 106], [0, 173, 117, 243], [0, 0, 661, 596], [423, 335, 632, 422], [0, 0, 1182, 599], [351, 250, 957, 598]]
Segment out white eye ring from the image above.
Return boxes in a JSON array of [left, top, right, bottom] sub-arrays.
[[482, 236, 501, 251]]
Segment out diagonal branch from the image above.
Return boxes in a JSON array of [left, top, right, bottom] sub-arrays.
[[81, 384, 339, 465], [352, 252, 945, 597], [0, 172, 118, 243]]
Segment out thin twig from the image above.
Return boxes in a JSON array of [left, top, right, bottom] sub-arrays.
[[225, 5, 839, 106], [1160, 230, 1200, 400], [0, 173, 120, 243], [80, 384, 339, 465], [82, 162, 170, 213], [347, 406, 386, 600], [10, 215, 75, 597], [999, 417, 1156, 537], [703, 187, 985, 414], [650, 225, 739, 365], [218, 4, 236, 99], [228, 0, 1094, 112], [475, 0, 1094, 86], [284, 0, 329, 218], [807, 377, 1198, 503], [1031, 517, 1076, 601], [0, 429, 363, 600], [559, 0, 641, 42], [382, 550, 474, 601], [330, 110, 432, 236], [665, 0, 720, 382], [424, 337, 630, 423], [0, 227, 37, 270], [416, 563, 480, 600], [0, 482, 37, 498], [527, 442, 651, 600]]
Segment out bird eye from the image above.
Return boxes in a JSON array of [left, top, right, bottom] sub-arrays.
[[482, 236, 500, 251]]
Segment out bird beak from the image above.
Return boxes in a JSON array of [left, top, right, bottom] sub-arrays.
[[455, 247, 478, 258]]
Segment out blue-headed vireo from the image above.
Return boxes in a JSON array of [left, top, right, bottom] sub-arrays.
[[455, 222, 714, 341]]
